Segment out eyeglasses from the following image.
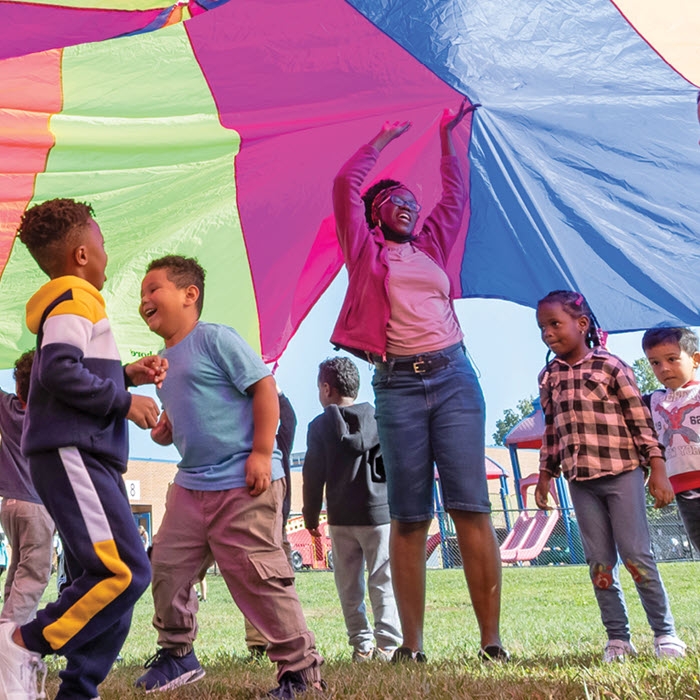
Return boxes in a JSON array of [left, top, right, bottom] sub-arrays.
[[376, 193, 422, 212]]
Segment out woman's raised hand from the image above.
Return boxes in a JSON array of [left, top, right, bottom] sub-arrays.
[[440, 98, 479, 155], [381, 120, 412, 140], [440, 97, 478, 133], [370, 120, 411, 151]]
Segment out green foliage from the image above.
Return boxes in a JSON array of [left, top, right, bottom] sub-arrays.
[[633, 357, 662, 394], [492, 395, 535, 446], [39, 563, 700, 699]]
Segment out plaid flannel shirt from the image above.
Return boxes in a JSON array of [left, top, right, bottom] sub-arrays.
[[539, 348, 663, 481]]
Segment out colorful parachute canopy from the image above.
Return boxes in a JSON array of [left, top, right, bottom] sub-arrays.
[[0, 0, 699, 367]]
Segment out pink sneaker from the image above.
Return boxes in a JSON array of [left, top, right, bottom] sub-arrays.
[[654, 635, 686, 659], [602, 639, 637, 662]]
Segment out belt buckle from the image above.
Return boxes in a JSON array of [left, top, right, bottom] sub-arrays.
[[412, 359, 428, 374]]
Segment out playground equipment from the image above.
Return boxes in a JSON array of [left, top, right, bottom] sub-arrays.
[[504, 398, 583, 564], [499, 474, 559, 563], [429, 456, 511, 568], [286, 515, 333, 571]]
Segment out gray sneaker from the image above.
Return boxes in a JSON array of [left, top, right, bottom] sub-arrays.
[[0, 622, 47, 700], [351, 648, 373, 663]]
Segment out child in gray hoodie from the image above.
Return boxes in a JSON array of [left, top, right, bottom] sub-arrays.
[[303, 357, 401, 662]]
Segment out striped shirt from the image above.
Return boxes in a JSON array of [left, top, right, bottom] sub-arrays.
[[539, 348, 663, 481]]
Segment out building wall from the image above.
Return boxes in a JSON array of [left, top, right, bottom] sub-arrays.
[[288, 445, 542, 517], [124, 459, 178, 538], [123, 446, 542, 537]]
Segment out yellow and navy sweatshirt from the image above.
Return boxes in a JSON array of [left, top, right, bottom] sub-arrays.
[[21, 276, 132, 468]]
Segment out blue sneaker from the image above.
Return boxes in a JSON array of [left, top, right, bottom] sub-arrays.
[[135, 648, 205, 692], [267, 669, 327, 699]]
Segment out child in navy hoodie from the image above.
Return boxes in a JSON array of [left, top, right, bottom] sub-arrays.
[[0, 198, 165, 700]]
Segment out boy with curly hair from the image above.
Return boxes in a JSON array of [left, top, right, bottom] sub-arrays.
[[0, 198, 165, 700]]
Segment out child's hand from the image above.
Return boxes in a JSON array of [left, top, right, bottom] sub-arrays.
[[245, 451, 271, 497], [534, 472, 553, 510], [151, 411, 173, 446], [126, 356, 168, 388], [648, 463, 674, 509], [307, 527, 322, 538], [127, 394, 160, 429]]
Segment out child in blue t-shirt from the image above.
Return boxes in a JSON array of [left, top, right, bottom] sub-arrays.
[[135, 255, 323, 698]]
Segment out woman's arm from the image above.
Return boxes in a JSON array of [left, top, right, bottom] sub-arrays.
[[369, 120, 411, 152], [418, 101, 477, 263], [332, 121, 412, 265], [439, 99, 475, 156]]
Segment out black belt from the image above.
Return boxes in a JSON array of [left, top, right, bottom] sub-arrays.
[[376, 354, 451, 374]]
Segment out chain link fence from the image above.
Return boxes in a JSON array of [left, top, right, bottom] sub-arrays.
[[427, 502, 698, 569]]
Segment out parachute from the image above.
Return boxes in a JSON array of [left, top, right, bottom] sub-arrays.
[[1, 0, 699, 365]]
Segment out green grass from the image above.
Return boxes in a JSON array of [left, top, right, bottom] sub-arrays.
[[39, 563, 700, 699]]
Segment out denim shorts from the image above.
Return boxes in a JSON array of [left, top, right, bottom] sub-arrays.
[[372, 343, 490, 522]]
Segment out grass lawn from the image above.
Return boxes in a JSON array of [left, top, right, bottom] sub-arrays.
[[39, 562, 700, 699]]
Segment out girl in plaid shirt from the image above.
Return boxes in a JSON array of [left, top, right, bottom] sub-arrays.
[[534, 290, 686, 662]]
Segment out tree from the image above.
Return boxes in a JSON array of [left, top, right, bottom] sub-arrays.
[[492, 396, 535, 446], [632, 357, 661, 394]]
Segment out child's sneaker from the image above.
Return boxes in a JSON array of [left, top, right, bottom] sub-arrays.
[[267, 669, 327, 699], [135, 648, 205, 692], [351, 648, 373, 663], [602, 639, 637, 663], [0, 622, 47, 700], [374, 647, 394, 663], [654, 635, 687, 659]]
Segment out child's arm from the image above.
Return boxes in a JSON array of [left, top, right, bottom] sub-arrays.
[[126, 395, 160, 429], [151, 410, 173, 446], [276, 391, 297, 463], [302, 419, 326, 538], [534, 472, 554, 510], [647, 456, 674, 509], [245, 375, 280, 497], [612, 360, 671, 507], [536, 375, 562, 510]]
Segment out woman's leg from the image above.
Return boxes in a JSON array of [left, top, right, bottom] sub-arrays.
[[373, 369, 434, 653], [450, 510, 502, 648], [429, 347, 504, 650], [389, 519, 430, 652]]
